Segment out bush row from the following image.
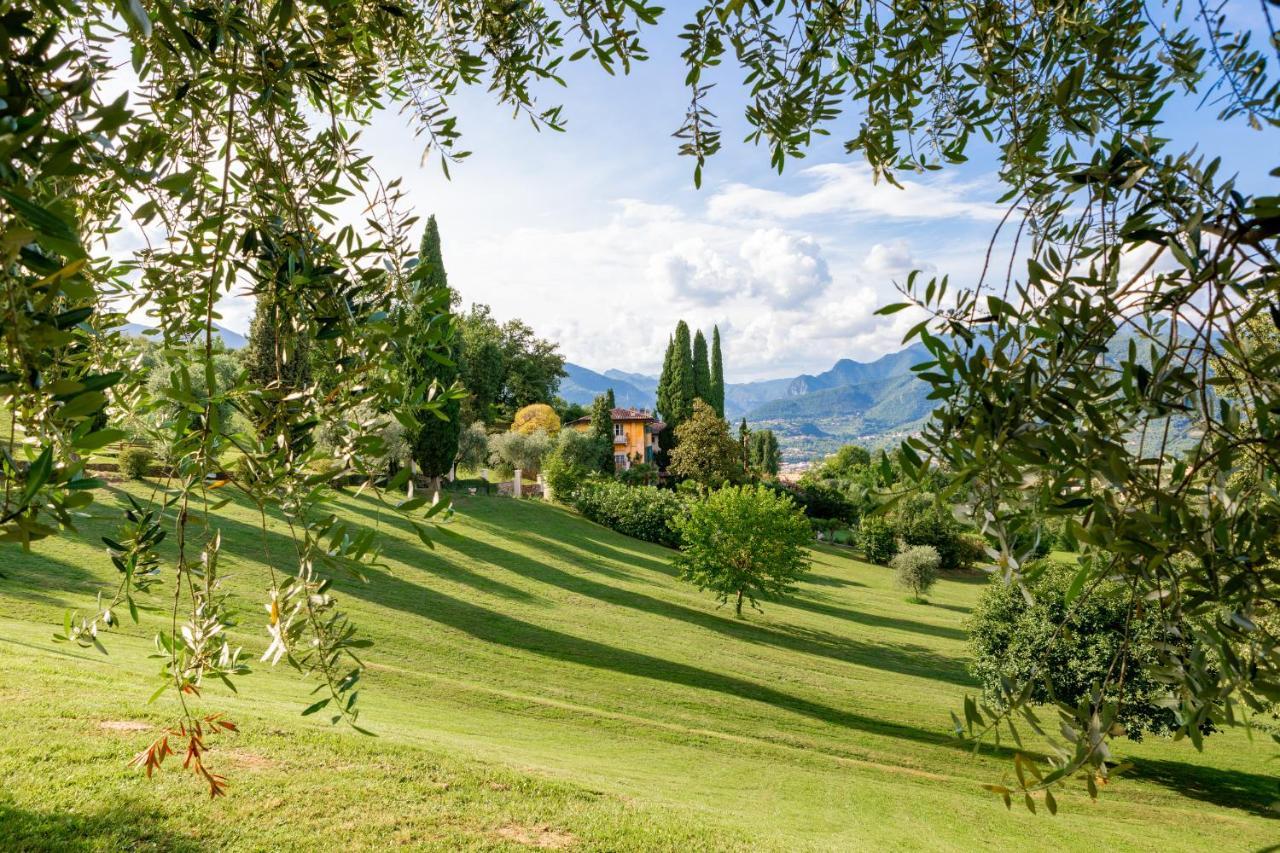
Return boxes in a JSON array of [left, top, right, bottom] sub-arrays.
[[570, 480, 689, 548]]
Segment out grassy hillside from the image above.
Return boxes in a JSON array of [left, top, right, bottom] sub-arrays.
[[1, 487, 1276, 851]]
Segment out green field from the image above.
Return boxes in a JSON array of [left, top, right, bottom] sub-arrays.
[[1, 485, 1276, 851]]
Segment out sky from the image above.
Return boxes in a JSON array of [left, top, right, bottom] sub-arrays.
[[196, 8, 1276, 383]]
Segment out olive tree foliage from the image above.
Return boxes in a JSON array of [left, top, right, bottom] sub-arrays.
[[669, 0, 1280, 806], [1, 0, 661, 794]]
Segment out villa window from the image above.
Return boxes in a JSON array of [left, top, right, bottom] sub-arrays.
[[613, 423, 624, 437]]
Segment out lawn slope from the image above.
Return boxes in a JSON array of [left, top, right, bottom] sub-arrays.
[[1, 487, 1276, 851]]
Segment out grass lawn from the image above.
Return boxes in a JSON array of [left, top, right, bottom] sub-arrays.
[[1, 485, 1276, 851]]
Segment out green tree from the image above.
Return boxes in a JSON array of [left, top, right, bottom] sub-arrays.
[[455, 422, 490, 474], [738, 418, 751, 471], [709, 325, 725, 417], [655, 336, 677, 465], [670, 321, 696, 426], [455, 304, 566, 424], [245, 288, 312, 395], [891, 545, 941, 602], [668, 400, 741, 488], [403, 216, 461, 489], [749, 429, 780, 476], [692, 329, 711, 404], [589, 389, 616, 473], [673, 485, 812, 617], [969, 561, 1204, 741]]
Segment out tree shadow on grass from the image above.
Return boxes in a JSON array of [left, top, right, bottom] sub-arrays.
[[332, 558, 972, 752], [0, 798, 203, 852], [1127, 756, 1280, 820], [787, 593, 969, 644], [204, 494, 541, 606]]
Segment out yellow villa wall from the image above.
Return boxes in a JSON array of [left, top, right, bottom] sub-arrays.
[[570, 419, 654, 466]]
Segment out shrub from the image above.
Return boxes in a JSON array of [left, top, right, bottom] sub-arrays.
[[572, 480, 687, 548], [779, 480, 855, 522], [857, 515, 898, 564], [617, 461, 657, 486], [892, 493, 972, 571], [891, 545, 941, 601], [968, 560, 1200, 740], [673, 484, 812, 616], [542, 433, 600, 504], [118, 445, 154, 480]]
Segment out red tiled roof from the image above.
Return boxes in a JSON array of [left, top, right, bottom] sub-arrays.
[[566, 408, 664, 427]]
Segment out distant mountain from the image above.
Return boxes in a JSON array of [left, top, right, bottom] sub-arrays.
[[571, 344, 934, 462], [603, 369, 658, 396], [119, 321, 247, 350], [559, 363, 655, 411]]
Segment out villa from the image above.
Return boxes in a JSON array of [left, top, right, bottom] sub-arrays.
[[568, 407, 665, 469]]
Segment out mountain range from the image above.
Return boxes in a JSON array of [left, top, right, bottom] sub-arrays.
[[560, 344, 933, 463], [119, 321, 248, 349]]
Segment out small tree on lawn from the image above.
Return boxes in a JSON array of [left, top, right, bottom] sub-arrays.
[[674, 484, 812, 617], [892, 545, 941, 602], [668, 400, 741, 488]]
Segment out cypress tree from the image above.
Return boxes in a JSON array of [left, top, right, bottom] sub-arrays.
[[656, 336, 675, 424], [692, 329, 711, 404], [738, 418, 751, 471], [404, 215, 461, 484], [590, 388, 616, 472], [672, 320, 695, 425], [710, 325, 725, 417]]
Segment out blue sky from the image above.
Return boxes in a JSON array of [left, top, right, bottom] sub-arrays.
[[202, 9, 1276, 382]]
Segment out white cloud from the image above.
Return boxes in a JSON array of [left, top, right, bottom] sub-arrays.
[[707, 162, 1005, 224], [738, 229, 831, 308], [649, 238, 740, 304]]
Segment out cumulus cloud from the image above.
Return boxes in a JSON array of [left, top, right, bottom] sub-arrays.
[[649, 238, 740, 304], [707, 162, 1005, 223], [739, 229, 832, 308]]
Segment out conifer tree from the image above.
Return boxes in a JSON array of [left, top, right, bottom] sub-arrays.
[[655, 337, 677, 467], [403, 215, 461, 488], [693, 329, 711, 404], [672, 321, 695, 425], [590, 388, 616, 473], [710, 325, 725, 417], [738, 418, 751, 472]]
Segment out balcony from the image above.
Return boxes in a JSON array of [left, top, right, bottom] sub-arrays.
[[612, 432, 627, 445]]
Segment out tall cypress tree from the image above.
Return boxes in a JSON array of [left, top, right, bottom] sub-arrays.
[[672, 320, 695, 425], [590, 388, 616, 472], [656, 336, 675, 423], [404, 215, 461, 484], [710, 325, 725, 417], [692, 329, 711, 404]]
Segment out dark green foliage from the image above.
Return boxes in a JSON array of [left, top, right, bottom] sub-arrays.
[[245, 286, 313, 394], [749, 429, 780, 476], [617, 462, 658, 486], [542, 430, 605, 502], [403, 216, 461, 479], [655, 337, 677, 467], [673, 485, 812, 617], [814, 445, 872, 480], [572, 480, 688, 548], [668, 400, 742, 488], [456, 304, 566, 424], [589, 389, 616, 473], [692, 329, 711, 404], [709, 326, 725, 417], [891, 493, 973, 572], [118, 446, 154, 480], [665, 321, 695, 428], [891, 545, 941, 601], [780, 481, 854, 522], [858, 516, 898, 565], [969, 561, 1202, 740]]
